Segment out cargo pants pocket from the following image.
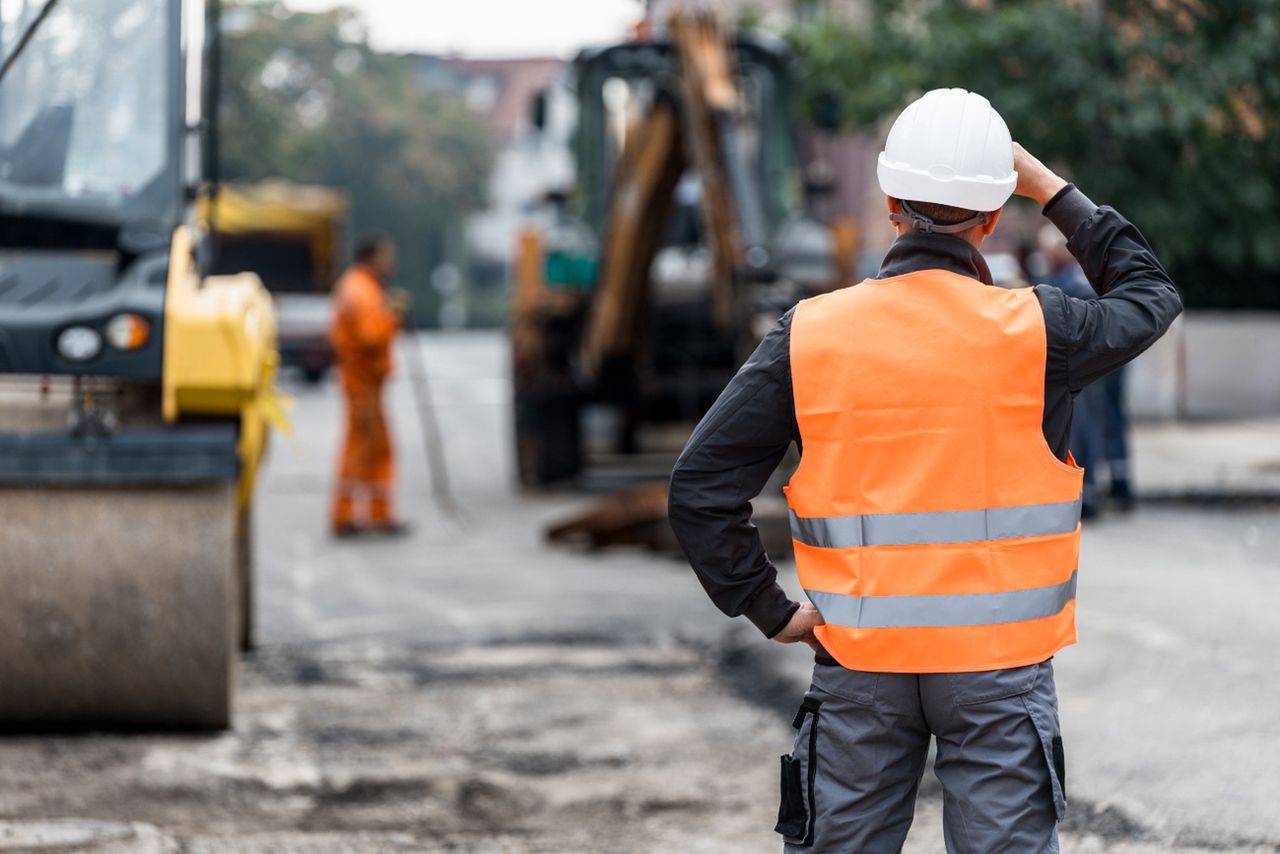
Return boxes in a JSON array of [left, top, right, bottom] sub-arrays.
[[775, 695, 821, 846], [1022, 685, 1067, 821]]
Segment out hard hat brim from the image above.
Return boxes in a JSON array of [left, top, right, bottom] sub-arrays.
[[877, 153, 1017, 213]]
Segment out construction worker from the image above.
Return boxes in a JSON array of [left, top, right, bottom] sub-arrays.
[[668, 89, 1181, 851], [330, 234, 409, 537]]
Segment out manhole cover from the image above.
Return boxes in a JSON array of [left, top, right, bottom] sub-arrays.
[[0, 819, 133, 850]]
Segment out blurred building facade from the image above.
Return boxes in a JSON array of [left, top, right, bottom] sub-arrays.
[[415, 56, 564, 140], [646, 0, 793, 28], [412, 55, 570, 321]]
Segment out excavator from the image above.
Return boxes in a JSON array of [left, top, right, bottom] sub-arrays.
[[0, 0, 282, 727], [513, 9, 856, 489]]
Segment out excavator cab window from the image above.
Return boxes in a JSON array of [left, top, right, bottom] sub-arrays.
[[572, 39, 799, 250]]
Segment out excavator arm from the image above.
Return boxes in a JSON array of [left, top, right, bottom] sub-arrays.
[[670, 7, 769, 325], [581, 7, 767, 375], [581, 95, 686, 376]]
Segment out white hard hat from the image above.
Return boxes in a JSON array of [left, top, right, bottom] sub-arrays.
[[877, 88, 1016, 214]]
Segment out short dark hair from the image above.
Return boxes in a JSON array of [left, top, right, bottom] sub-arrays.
[[355, 233, 392, 264], [899, 199, 984, 226]]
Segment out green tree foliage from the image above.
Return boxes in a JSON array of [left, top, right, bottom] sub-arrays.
[[219, 2, 494, 322], [791, 0, 1280, 308]]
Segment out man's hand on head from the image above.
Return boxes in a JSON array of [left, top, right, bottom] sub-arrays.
[[773, 602, 826, 652], [1013, 142, 1069, 207]]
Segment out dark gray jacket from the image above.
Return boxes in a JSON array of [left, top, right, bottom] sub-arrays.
[[668, 185, 1183, 638]]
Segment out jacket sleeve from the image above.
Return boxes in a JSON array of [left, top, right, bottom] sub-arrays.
[[1034, 185, 1183, 390], [668, 310, 800, 638]]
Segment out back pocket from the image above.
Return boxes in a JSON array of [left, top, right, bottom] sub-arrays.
[[951, 662, 1039, 705]]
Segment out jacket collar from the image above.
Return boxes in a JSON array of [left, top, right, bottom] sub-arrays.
[[876, 232, 994, 286]]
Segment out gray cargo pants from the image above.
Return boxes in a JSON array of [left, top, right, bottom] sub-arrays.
[[777, 658, 1066, 853]]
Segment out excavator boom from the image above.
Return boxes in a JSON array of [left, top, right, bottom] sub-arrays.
[[584, 7, 769, 372]]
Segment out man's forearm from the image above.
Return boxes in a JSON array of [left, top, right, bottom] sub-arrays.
[[1036, 183, 1183, 387], [746, 583, 801, 638], [667, 419, 799, 637], [1042, 183, 1096, 246], [668, 312, 800, 638], [667, 475, 799, 636], [669, 476, 800, 638], [1013, 142, 1068, 207]]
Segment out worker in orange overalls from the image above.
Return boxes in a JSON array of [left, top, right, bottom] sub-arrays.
[[330, 234, 409, 537]]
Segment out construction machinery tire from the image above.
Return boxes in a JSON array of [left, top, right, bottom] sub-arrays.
[[513, 375, 582, 487], [236, 503, 255, 653], [0, 483, 237, 729]]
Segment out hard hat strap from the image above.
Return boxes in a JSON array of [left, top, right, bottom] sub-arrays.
[[890, 200, 990, 235]]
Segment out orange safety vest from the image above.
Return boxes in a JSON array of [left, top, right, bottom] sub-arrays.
[[785, 269, 1084, 673]]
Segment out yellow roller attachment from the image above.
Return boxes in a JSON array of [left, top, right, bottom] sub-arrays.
[[162, 226, 292, 511], [162, 232, 277, 422], [235, 352, 294, 510]]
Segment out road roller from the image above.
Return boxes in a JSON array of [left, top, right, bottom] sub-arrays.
[[0, 0, 282, 727]]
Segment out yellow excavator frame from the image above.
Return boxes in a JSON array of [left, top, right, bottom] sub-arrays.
[[581, 8, 761, 375], [161, 225, 289, 511]]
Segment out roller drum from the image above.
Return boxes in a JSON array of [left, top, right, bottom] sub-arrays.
[[0, 484, 237, 728]]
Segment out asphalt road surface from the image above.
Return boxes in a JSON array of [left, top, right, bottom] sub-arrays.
[[0, 331, 1276, 853]]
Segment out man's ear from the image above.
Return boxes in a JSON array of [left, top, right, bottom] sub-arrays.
[[981, 208, 1002, 236], [886, 197, 905, 235]]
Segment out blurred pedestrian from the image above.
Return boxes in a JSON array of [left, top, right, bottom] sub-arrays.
[[1039, 224, 1134, 516], [1099, 360, 1136, 510], [669, 89, 1181, 852], [329, 234, 410, 537], [1040, 225, 1105, 518]]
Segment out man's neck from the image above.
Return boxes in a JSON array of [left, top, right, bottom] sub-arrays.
[[877, 231, 994, 285], [357, 263, 385, 285]]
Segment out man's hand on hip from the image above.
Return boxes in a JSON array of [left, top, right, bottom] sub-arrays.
[[774, 602, 826, 651], [1013, 142, 1069, 207]]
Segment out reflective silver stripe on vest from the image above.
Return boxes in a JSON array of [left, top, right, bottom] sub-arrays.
[[789, 497, 1081, 549], [806, 571, 1077, 629]]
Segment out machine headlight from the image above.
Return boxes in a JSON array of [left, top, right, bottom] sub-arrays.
[[105, 313, 151, 351], [56, 326, 103, 362]]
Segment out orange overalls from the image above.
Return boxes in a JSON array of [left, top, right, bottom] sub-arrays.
[[330, 264, 400, 530]]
